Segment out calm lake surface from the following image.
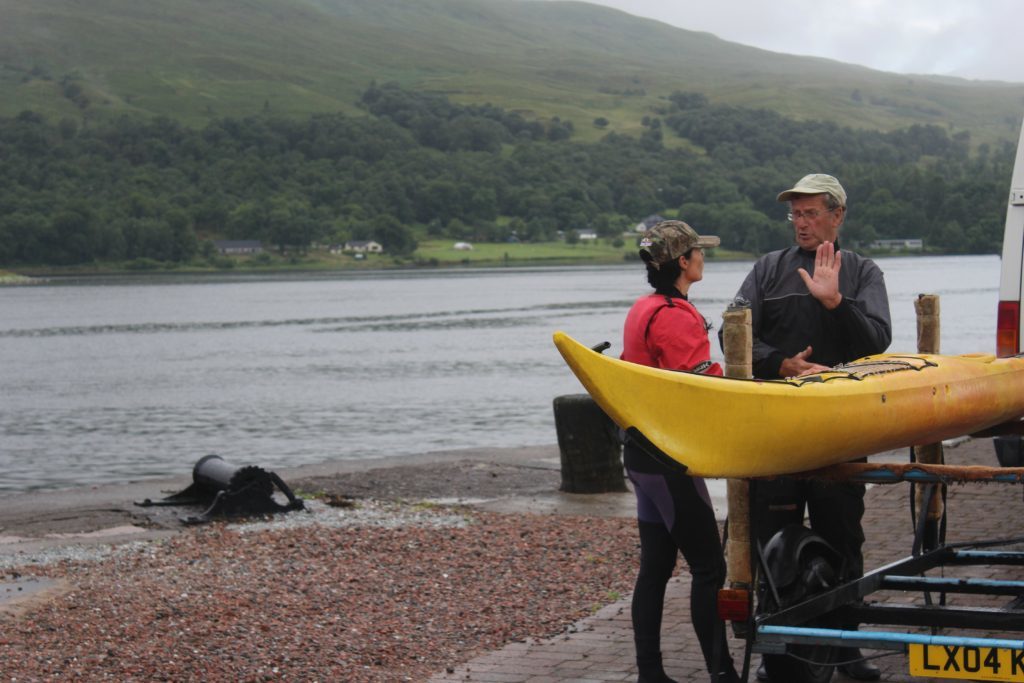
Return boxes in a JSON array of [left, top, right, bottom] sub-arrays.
[[0, 255, 1000, 492]]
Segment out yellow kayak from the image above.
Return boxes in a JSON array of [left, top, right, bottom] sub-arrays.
[[553, 331, 1024, 478]]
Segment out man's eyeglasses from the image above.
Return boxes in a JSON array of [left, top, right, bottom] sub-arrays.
[[787, 208, 837, 222]]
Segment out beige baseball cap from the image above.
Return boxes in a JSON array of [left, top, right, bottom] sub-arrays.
[[638, 220, 720, 266], [777, 174, 847, 207]]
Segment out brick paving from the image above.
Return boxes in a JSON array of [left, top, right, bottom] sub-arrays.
[[432, 436, 1024, 682]]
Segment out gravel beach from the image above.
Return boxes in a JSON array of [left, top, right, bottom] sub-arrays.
[[6, 439, 1012, 683], [0, 446, 646, 681]]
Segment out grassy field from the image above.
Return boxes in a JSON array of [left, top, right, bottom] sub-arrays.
[[412, 239, 753, 266], [4, 239, 764, 278], [413, 239, 634, 265]]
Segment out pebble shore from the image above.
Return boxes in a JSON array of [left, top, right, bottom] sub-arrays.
[[7, 438, 1014, 682], [1, 497, 640, 681]]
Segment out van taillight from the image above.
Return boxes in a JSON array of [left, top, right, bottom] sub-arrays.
[[997, 300, 1020, 357]]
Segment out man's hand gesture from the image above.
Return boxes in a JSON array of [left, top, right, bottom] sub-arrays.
[[798, 241, 843, 310]]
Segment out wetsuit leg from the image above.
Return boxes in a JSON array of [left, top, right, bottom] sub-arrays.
[[632, 518, 678, 674], [629, 468, 737, 679], [629, 467, 680, 675], [665, 474, 734, 678]]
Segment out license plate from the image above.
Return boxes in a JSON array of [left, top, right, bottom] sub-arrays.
[[909, 644, 1024, 681]]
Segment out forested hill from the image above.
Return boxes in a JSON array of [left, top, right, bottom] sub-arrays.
[[1, 0, 1023, 146], [1, 0, 1022, 268], [0, 84, 1013, 268]]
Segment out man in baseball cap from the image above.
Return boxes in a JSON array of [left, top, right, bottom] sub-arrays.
[[729, 174, 891, 681]]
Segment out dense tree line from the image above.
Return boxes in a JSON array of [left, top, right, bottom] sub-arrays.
[[0, 84, 1014, 267]]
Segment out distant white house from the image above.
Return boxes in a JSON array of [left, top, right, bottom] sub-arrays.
[[213, 240, 263, 255], [453, 241, 474, 251], [344, 240, 383, 254], [577, 231, 598, 241], [633, 214, 665, 233], [870, 238, 923, 251]]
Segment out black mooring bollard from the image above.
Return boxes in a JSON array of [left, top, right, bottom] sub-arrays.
[[136, 454, 305, 524], [552, 394, 627, 493], [192, 454, 274, 497]]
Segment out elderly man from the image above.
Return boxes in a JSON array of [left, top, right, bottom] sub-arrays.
[[732, 174, 892, 681]]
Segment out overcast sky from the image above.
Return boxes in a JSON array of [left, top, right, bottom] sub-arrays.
[[579, 0, 1023, 84]]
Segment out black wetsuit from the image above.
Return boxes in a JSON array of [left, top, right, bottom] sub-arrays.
[[622, 285, 738, 682]]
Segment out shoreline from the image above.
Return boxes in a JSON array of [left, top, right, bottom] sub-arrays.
[[0, 248, 972, 281], [0, 444, 637, 565], [0, 439, 920, 565]]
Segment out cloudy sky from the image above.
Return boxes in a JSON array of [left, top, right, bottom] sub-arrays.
[[579, 0, 1023, 84]]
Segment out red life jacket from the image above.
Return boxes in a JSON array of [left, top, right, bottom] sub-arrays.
[[621, 294, 722, 375]]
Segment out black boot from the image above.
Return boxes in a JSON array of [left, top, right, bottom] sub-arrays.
[[710, 652, 742, 683], [755, 657, 769, 681], [712, 667, 741, 683], [837, 648, 880, 681], [637, 653, 678, 683]]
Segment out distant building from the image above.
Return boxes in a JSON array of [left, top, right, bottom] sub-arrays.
[[214, 240, 263, 255], [633, 214, 665, 233], [870, 238, 923, 251], [344, 240, 383, 254], [577, 231, 598, 241]]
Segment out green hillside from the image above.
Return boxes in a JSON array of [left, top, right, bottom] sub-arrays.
[[2, 0, 1022, 145]]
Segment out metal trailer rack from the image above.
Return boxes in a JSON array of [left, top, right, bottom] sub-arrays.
[[740, 461, 1024, 683]]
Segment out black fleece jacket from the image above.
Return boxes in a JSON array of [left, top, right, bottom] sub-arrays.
[[729, 244, 892, 379]]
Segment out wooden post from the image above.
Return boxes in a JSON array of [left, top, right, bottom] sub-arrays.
[[722, 302, 753, 590], [916, 294, 941, 355], [914, 294, 945, 551]]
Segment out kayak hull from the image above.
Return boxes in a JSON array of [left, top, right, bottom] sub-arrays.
[[553, 331, 1024, 478]]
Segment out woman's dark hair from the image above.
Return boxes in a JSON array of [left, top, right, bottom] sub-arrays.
[[643, 249, 692, 289]]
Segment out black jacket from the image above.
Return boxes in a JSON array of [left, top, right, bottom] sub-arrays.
[[731, 245, 892, 379]]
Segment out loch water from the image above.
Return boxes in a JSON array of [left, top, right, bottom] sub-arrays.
[[0, 255, 1000, 491]]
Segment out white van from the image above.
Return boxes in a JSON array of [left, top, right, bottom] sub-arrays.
[[994, 118, 1024, 465]]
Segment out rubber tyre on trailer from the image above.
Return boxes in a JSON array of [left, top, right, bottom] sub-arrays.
[[758, 527, 840, 683]]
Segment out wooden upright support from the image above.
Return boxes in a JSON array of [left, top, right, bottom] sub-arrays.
[[915, 294, 941, 355], [722, 302, 753, 589], [913, 293, 945, 551]]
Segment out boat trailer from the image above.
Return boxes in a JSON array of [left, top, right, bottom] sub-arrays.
[[731, 458, 1024, 683], [136, 454, 305, 524]]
